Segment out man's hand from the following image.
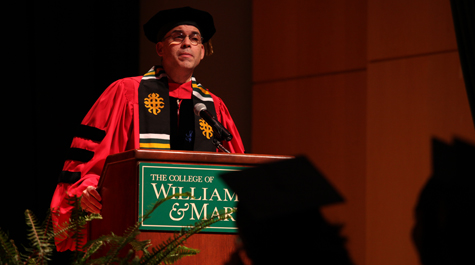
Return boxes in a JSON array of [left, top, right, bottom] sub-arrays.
[[81, 186, 102, 214]]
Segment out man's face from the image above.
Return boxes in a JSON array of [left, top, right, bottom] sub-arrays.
[[156, 25, 205, 74]]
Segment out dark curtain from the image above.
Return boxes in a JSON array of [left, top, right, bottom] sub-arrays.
[[2, 1, 139, 263], [450, 0, 475, 128]]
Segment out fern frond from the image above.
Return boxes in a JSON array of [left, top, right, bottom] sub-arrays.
[[68, 195, 87, 254], [25, 209, 44, 248], [81, 192, 191, 264], [75, 234, 108, 265], [72, 240, 103, 265], [0, 229, 21, 265], [140, 208, 235, 264], [51, 213, 102, 245], [20, 250, 36, 265], [126, 254, 142, 265], [10, 239, 22, 265], [113, 192, 194, 264], [24, 209, 53, 264], [41, 210, 55, 241], [119, 248, 136, 265], [162, 245, 200, 265], [129, 239, 152, 253], [140, 244, 199, 265], [98, 227, 142, 264], [61, 195, 102, 257]]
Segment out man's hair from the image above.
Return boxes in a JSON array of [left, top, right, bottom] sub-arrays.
[[203, 40, 213, 56]]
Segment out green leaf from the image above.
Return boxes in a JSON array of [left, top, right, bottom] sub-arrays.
[[24, 209, 54, 264], [1, 192, 235, 265], [0, 229, 21, 265]]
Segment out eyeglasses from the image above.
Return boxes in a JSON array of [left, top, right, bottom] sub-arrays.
[[162, 32, 203, 46]]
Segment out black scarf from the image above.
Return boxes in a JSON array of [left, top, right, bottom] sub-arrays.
[[138, 66, 217, 151]]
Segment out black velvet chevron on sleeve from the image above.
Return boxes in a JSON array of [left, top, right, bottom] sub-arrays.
[[66, 147, 95, 162], [76, 124, 106, 142], [58, 171, 81, 184]]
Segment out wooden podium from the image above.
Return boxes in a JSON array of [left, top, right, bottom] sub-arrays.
[[89, 149, 293, 264]]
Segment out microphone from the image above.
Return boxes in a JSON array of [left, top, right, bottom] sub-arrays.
[[194, 103, 233, 142]]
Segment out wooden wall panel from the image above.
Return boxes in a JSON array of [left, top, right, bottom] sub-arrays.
[[252, 72, 366, 156], [253, 1, 368, 265], [366, 52, 475, 265], [243, 0, 474, 264], [253, 71, 367, 264], [253, 0, 367, 82], [368, 0, 458, 61]]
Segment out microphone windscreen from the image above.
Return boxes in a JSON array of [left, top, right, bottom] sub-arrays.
[[193, 103, 207, 116]]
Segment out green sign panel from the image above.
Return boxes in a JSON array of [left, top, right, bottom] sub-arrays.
[[138, 163, 243, 233]]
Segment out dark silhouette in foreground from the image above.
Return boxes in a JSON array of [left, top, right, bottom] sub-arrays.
[[413, 138, 474, 265], [222, 156, 354, 265]]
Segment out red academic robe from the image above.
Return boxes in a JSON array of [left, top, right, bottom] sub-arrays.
[[50, 76, 244, 251]]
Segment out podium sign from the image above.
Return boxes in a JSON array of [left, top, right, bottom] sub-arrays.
[[91, 150, 294, 264], [138, 162, 243, 233]]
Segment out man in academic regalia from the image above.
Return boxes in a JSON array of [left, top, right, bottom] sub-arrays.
[[50, 6, 244, 252]]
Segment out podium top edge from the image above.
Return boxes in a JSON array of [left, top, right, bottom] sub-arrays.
[[105, 149, 294, 166]]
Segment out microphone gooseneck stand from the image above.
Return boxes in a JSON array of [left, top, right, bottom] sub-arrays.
[[213, 138, 231, 153], [193, 103, 233, 153], [212, 125, 232, 153]]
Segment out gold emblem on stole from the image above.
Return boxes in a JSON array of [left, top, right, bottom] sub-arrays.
[[144, 93, 165, 115], [199, 118, 213, 139]]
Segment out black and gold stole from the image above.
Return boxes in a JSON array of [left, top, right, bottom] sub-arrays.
[[138, 66, 217, 151]]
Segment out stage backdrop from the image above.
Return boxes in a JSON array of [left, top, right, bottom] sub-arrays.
[[5, 1, 473, 265], [251, 1, 475, 265]]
